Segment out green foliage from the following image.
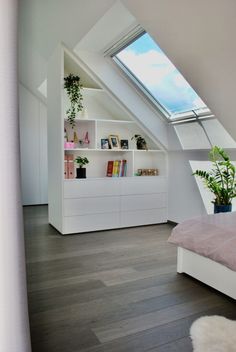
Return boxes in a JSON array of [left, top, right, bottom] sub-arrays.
[[74, 156, 89, 168], [193, 146, 236, 205], [64, 74, 83, 128]]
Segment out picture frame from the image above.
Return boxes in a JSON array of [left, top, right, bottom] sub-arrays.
[[108, 135, 120, 149], [120, 139, 129, 150], [101, 138, 109, 149]]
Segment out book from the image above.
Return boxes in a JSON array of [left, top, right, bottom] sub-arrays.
[[106, 161, 113, 177], [119, 160, 123, 177], [112, 160, 119, 177], [123, 160, 127, 177]]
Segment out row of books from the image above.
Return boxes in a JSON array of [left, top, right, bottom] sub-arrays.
[[107, 160, 127, 177]]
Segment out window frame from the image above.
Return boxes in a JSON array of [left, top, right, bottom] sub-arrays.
[[111, 30, 213, 123]]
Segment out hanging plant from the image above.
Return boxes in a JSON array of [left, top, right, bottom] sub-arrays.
[[64, 74, 83, 128]]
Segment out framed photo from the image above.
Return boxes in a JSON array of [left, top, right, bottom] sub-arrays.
[[101, 138, 109, 149], [120, 139, 129, 150], [109, 135, 120, 149]]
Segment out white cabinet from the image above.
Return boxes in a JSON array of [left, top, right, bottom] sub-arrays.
[[48, 45, 168, 234], [62, 177, 167, 234]]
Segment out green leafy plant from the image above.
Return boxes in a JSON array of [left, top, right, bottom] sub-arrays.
[[74, 156, 89, 168], [193, 146, 236, 205], [131, 134, 148, 150], [64, 74, 83, 128]]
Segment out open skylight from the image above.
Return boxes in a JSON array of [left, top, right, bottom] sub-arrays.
[[113, 32, 211, 121]]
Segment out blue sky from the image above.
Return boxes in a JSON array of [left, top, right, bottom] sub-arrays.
[[117, 33, 207, 116]]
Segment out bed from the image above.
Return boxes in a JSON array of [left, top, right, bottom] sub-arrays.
[[168, 212, 236, 300]]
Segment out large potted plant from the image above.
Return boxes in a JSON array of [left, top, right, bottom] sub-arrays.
[[193, 146, 236, 213], [75, 156, 89, 179], [64, 74, 83, 128]]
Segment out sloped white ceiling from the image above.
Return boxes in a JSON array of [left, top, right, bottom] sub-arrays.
[[121, 0, 236, 140], [19, 0, 116, 95]]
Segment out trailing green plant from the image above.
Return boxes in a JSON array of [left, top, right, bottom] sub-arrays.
[[74, 156, 89, 168], [193, 146, 236, 205], [64, 74, 83, 128], [131, 134, 148, 150]]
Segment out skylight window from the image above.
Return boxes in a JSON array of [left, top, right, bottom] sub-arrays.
[[113, 32, 211, 121]]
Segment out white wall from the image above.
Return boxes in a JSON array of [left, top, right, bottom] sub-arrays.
[[0, 0, 31, 350], [19, 84, 48, 205], [168, 151, 208, 223]]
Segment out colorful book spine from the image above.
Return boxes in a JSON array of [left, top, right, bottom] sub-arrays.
[[112, 160, 119, 177], [123, 160, 127, 176], [106, 161, 113, 177], [119, 160, 123, 177]]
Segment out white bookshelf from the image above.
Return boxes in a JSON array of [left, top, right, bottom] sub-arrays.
[[47, 44, 167, 234]]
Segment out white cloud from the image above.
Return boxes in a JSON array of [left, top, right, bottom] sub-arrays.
[[117, 49, 175, 87]]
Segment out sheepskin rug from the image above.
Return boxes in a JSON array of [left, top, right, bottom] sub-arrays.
[[190, 316, 236, 352]]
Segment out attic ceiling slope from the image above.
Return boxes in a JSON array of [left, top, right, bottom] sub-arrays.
[[122, 0, 236, 141], [19, 0, 116, 96]]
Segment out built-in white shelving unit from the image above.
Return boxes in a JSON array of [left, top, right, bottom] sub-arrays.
[[47, 44, 167, 234]]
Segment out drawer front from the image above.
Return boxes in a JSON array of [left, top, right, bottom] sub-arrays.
[[63, 212, 120, 234], [120, 208, 167, 228], [120, 177, 167, 195], [64, 179, 120, 198], [64, 196, 120, 216], [121, 193, 167, 212]]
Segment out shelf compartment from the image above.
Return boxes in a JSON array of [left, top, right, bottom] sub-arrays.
[[64, 119, 96, 149], [65, 150, 133, 178], [134, 150, 166, 176]]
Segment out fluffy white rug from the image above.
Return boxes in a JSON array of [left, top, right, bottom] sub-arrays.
[[190, 316, 236, 352]]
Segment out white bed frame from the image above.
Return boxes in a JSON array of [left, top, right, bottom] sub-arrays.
[[177, 247, 236, 300]]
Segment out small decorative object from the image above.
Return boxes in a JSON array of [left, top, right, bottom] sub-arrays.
[[120, 139, 129, 149], [132, 134, 148, 150], [101, 138, 109, 149], [78, 139, 84, 147], [193, 146, 236, 213], [74, 156, 89, 179], [109, 135, 120, 149], [64, 141, 74, 149], [137, 169, 158, 176], [83, 131, 90, 145], [73, 131, 79, 146], [64, 73, 83, 128]]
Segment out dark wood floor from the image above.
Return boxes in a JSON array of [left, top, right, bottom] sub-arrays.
[[24, 205, 236, 352]]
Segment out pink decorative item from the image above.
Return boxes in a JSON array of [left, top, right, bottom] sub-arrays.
[[84, 132, 90, 145], [64, 142, 74, 149]]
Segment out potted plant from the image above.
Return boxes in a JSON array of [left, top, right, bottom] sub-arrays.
[[131, 134, 148, 150], [75, 156, 89, 179], [193, 146, 236, 213], [64, 74, 83, 128]]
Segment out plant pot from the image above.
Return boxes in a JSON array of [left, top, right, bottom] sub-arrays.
[[76, 167, 86, 179], [214, 204, 232, 213], [136, 141, 147, 150]]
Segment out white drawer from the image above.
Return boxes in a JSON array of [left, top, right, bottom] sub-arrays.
[[63, 212, 120, 234], [120, 177, 167, 195], [64, 179, 120, 198], [120, 208, 167, 228], [121, 193, 167, 211], [64, 196, 120, 216]]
